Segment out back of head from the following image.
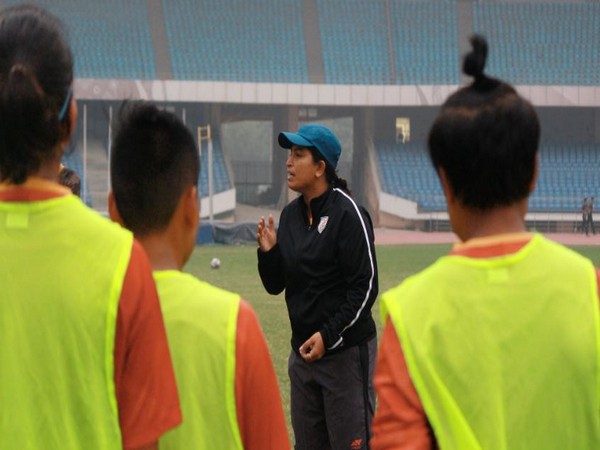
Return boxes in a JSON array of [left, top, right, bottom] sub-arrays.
[[110, 101, 200, 236], [428, 35, 540, 210], [0, 5, 74, 184]]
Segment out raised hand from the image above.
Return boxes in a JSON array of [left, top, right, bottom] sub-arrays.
[[256, 214, 277, 252]]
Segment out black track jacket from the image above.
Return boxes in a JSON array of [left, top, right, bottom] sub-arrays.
[[258, 186, 378, 354]]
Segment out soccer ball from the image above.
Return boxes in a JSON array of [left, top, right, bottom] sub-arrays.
[[210, 257, 221, 269]]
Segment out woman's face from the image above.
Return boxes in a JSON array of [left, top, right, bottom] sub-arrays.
[[286, 145, 320, 194]]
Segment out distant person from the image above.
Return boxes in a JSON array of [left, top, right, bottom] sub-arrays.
[[582, 197, 589, 234], [371, 35, 600, 449], [109, 101, 290, 450], [257, 124, 378, 450], [585, 196, 596, 235], [59, 165, 81, 196], [0, 6, 181, 450]]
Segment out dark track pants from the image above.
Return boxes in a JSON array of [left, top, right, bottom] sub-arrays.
[[288, 336, 377, 450]]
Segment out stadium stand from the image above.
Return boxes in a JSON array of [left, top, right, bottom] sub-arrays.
[[317, 0, 391, 85], [9, 0, 595, 88], [161, 0, 308, 83], [473, 2, 600, 85], [198, 136, 232, 197], [16, 0, 595, 225], [534, 144, 600, 212], [4, 0, 157, 79], [376, 141, 445, 211], [390, 0, 460, 85], [376, 140, 600, 213]]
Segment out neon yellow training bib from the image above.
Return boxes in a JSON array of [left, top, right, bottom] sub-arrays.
[[0, 195, 132, 449], [154, 270, 243, 450], [382, 234, 600, 450]]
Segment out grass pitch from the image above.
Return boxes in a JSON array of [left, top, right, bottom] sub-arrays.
[[184, 242, 600, 437]]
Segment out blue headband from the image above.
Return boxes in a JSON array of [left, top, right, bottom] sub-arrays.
[[58, 88, 72, 121]]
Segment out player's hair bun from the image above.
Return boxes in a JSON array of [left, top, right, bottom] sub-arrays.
[[463, 34, 488, 82]]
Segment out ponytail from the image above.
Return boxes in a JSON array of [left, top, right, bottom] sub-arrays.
[[308, 146, 352, 196], [0, 64, 60, 183], [0, 5, 74, 184], [334, 177, 351, 196], [324, 160, 352, 196]]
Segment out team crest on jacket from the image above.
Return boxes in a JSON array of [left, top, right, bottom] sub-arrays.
[[317, 216, 329, 234]]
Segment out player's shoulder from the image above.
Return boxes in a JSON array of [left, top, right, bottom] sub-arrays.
[[156, 271, 240, 304], [331, 188, 371, 223], [332, 187, 360, 211], [197, 279, 240, 302], [188, 272, 239, 297], [71, 200, 133, 241]]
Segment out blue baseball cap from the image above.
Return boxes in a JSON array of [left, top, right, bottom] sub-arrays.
[[278, 124, 342, 169]]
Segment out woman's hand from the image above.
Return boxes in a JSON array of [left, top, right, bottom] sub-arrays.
[[257, 214, 277, 252], [299, 332, 325, 363]]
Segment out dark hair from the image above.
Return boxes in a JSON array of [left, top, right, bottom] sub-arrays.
[[428, 35, 540, 210], [0, 5, 74, 184], [59, 166, 81, 197], [111, 101, 200, 236], [308, 147, 351, 196]]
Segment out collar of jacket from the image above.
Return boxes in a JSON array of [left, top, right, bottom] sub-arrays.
[[300, 185, 333, 229]]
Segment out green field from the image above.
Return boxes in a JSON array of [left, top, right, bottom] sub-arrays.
[[185, 242, 600, 437]]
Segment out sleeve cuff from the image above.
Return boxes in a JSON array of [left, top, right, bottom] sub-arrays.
[[321, 327, 343, 351], [257, 244, 279, 263]]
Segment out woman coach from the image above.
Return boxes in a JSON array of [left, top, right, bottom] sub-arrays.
[[257, 124, 379, 450]]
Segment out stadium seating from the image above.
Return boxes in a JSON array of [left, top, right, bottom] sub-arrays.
[[4, 0, 157, 79], [473, 2, 600, 85], [162, 0, 308, 83], [533, 144, 600, 212], [376, 140, 600, 213], [10, 0, 595, 220], [317, 0, 460, 85], [9, 0, 597, 86], [317, 0, 391, 85], [376, 141, 445, 211], [198, 136, 232, 196], [390, 0, 460, 85]]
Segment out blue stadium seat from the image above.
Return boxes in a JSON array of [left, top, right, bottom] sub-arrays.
[[162, 0, 308, 83], [376, 140, 445, 211], [5, 0, 157, 79], [198, 137, 232, 196], [10, 0, 597, 86], [533, 144, 600, 212], [317, 0, 391, 84], [473, 3, 600, 85], [390, 0, 460, 85], [377, 141, 600, 213]]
